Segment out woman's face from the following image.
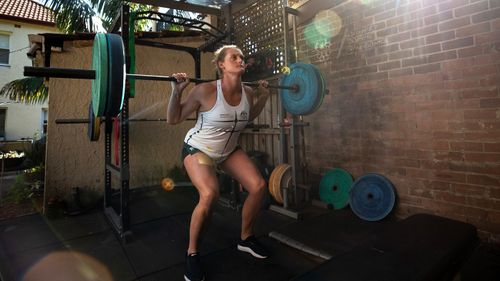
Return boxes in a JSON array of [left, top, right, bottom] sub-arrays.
[[219, 48, 245, 75]]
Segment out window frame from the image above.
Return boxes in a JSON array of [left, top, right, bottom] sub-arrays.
[[0, 32, 11, 65]]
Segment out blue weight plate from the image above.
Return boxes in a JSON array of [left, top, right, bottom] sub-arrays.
[[349, 173, 396, 221], [310, 64, 326, 114], [280, 62, 323, 115], [106, 33, 126, 117], [319, 168, 353, 209]]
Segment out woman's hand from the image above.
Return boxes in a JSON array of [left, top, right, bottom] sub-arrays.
[[171, 73, 190, 94], [257, 80, 270, 100]]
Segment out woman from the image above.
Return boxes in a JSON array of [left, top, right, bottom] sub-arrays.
[[167, 45, 271, 281]]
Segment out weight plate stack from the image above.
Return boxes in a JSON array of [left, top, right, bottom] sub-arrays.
[[280, 62, 325, 115], [268, 164, 291, 204], [87, 102, 101, 141], [105, 33, 126, 117], [91, 33, 108, 117]]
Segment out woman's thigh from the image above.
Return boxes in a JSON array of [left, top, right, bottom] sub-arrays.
[[220, 149, 264, 193], [184, 153, 219, 198]]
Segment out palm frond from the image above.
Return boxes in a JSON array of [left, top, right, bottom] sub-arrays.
[[0, 78, 48, 105], [45, 0, 151, 33]]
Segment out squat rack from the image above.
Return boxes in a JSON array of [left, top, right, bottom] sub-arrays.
[[103, 2, 231, 241], [101, 0, 309, 241]]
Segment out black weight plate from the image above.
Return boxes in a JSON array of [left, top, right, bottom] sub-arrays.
[[105, 33, 126, 117]]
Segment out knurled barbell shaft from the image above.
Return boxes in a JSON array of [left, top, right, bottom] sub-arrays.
[[24, 66, 298, 91]]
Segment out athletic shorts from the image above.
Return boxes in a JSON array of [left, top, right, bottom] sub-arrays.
[[181, 142, 241, 165]]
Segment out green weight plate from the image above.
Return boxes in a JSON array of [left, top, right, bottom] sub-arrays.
[[280, 62, 325, 115], [91, 33, 108, 117], [106, 33, 126, 117], [319, 168, 353, 209], [88, 102, 101, 141]]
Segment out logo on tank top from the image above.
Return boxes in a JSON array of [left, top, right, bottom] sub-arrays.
[[240, 111, 248, 120]]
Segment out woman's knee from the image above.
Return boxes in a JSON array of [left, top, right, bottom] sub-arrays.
[[247, 177, 266, 195], [198, 188, 220, 206]]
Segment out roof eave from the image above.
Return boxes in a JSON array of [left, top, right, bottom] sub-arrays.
[[0, 15, 56, 28]]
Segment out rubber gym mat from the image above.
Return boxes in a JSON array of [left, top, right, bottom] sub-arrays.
[[461, 243, 500, 281], [292, 213, 478, 281], [139, 236, 321, 281], [270, 208, 394, 257], [128, 186, 198, 224], [122, 215, 190, 277], [0, 210, 110, 252], [0, 221, 135, 281]]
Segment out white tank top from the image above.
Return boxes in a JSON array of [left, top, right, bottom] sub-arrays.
[[184, 79, 250, 161]]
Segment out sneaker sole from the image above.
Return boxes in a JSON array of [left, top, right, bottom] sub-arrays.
[[184, 275, 205, 281], [237, 244, 268, 259]]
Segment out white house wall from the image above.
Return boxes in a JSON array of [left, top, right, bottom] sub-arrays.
[[0, 19, 58, 141]]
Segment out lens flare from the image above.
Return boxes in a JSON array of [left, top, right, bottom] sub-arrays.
[[304, 9, 343, 49], [23, 251, 114, 281]]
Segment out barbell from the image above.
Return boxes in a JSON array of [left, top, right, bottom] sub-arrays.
[[24, 33, 327, 118]]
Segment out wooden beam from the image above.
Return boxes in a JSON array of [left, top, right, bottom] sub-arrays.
[[131, 0, 222, 15]]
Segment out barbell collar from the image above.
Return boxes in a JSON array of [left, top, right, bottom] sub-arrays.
[[24, 66, 96, 80]]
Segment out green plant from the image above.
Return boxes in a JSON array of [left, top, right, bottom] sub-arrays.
[[23, 138, 46, 169], [1, 164, 45, 206]]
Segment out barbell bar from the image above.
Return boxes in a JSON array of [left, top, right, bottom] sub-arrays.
[[23, 66, 298, 91], [24, 33, 326, 118]]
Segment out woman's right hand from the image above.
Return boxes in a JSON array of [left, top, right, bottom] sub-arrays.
[[171, 73, 190, 94]]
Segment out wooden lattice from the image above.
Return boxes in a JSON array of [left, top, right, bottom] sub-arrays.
[[233, 0, 286, 78]]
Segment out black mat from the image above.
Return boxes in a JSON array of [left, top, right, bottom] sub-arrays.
[[271, 208, 394, 256], [128, 186, 198, 225], [123, 215, 190, 277], [0, 212, 134, 281], [461, 242, 500, 281], [292, 213, 478, 281], [140, 236, 322, 281]]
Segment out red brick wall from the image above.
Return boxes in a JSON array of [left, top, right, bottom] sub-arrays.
[[299, 0, 500, 242]]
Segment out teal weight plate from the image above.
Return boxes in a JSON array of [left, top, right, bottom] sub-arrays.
[[319, 168, 354, 209]]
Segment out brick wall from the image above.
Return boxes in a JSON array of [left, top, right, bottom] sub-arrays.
[[299, 0, 500, 242]]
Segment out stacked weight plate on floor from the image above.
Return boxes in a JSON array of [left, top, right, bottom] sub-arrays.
[[279, 62, 326, 115], [268, 164, 292, 204], [349, 173, 396, 221], [319, 168, 353, 209]]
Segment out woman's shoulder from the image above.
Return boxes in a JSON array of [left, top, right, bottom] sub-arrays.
[[190, 80, 217, 100], [195, 80, 217, 91]]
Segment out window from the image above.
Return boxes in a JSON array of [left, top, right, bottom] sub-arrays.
[[0, 34, 9, 65], [42, 109, 48, 135], [0, 108, 6, 139]]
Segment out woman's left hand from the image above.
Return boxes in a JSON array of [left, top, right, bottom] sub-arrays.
[[257, 80, 270, 98]]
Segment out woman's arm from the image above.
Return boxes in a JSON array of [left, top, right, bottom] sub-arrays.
[[248, 80, 270, 121], [167, 73, 203, 124]]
